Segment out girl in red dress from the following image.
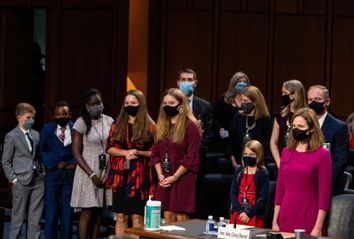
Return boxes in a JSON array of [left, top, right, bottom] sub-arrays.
[[230, 140, 269, 227]]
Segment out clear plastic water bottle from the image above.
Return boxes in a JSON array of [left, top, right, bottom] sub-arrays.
[[206, 215, 215, 232], [217, 217, 226, 230]]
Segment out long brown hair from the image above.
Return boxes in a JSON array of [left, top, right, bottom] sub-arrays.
[[281, 79, 307, 117], [112, 90, 155, 144], [287, 107, 324, 151], [241, 85, 270, 120], [155, 88, 202, 143]]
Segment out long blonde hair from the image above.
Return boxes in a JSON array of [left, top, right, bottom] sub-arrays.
[[287, 107, 324, 152], [241, 140, 265, 168], [281, 79, 307, 117], [112, 90, 155, 144], [241, 86, 270, 120], [155, 88, 202, 143]]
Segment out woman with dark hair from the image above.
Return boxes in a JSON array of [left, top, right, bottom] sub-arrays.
[[106, 90, 156, 235], [212, 71, 250, 152], [71, 88, 114, 239], [272, 108, 332, 236]]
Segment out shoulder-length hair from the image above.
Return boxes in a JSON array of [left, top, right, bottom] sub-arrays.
[[241, 140, 265, 168], [241, 85, 270, 120], [224, 71, 250, 104], [287, 107, 324, 152], [112, 90, 155, 144], [281, 79, 307, 117], [155, 88, 202, 143]]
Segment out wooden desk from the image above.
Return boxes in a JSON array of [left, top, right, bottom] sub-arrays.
[[125, 219, 270, 239]]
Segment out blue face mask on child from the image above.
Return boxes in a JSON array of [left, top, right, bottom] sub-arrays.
[[243, 156, 256, 167], [179, 81, 194, 96], [24, 118, 35, 130]]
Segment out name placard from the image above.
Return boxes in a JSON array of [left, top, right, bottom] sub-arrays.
[[218, 227, 251, 239]]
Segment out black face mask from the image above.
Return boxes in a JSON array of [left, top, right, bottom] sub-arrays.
[[163, 105, 180, 117], [240, 102, 255, 114], [281, 94, 292, 106], [292, 128, 310, 141], [55, 118, 70, 127], [243, 156, 257, 167], [309, 101, 326, 115], [124, 105, 139, 117]]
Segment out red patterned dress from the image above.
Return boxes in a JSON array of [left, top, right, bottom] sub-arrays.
[[106, 123, 155, 215]]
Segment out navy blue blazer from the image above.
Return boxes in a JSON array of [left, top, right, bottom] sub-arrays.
[[321, 113, 349, 194], [230, 167, 269, 219], [39, 121, 75, 171]]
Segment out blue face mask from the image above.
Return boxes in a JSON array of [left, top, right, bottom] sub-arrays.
[[234, 81, 249, 93], [179, 81, 194, 96], [24, 118, 35, 130]]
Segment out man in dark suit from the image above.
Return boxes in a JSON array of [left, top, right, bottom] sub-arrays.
[[176, 68, 213, 155], [308, 85, 349, 195], [2, 103, 45, 239], [39, 101, 76, 239]]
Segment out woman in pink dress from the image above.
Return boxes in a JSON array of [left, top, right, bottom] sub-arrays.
[[151, 88, 202, 223], [272, 108, 332, 236]]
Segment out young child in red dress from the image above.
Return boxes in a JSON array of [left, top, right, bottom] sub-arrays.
[[230, 140, 269, 227]]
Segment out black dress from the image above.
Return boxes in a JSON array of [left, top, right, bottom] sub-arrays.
[[212, 96, 239, 152], [228, 113, 272, 164]]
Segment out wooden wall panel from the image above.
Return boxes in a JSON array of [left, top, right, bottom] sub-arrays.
[[334, 0, 354, 16], [331, 18, 354, 119], [275, 0, 298, 13], [167, 0, 190, 9], [303, 0, 327, 15], [218, 13, 269, 97], [58, 9, 114, 114], [272, 15, 326, 111], [220, 0, 241, 11], [248, 0, 270, 12], [164, 10, 214, 101]]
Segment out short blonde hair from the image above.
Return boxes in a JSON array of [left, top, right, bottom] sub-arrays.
[[15, 103, 35, 117], [287, 107, 324, 151], [241, 140, 265, 168]]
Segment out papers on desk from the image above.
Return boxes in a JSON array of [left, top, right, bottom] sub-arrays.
[[160, 225, 186, 231], [226, 224, 255, 230]]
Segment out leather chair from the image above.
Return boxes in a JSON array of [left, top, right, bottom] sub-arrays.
[[204, 152, 233, 175], [263, 181, 276, 229], [196, 173, 233, 219], [326, 194, 354, 239]]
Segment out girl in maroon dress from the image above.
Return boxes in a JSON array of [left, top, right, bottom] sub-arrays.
[[151, 88, 202, 223], [106, 90, 156, 235], [230, 140, 269, 227]]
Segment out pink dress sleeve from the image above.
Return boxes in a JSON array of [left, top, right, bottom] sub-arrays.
[[317, 148, 332, 210], [274, 148, 288, 206]]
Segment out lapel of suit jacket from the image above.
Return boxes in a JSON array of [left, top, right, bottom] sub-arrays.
[[192, 96, 199, 117], [321, 113, 332, 138], [16, 127, 32, 156]]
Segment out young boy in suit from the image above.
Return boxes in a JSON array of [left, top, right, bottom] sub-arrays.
[[2, 103, 45, 239], [39, 100, 76, 239]]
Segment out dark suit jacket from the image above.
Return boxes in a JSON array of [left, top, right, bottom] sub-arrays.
[[2, 127, 41, 185], [39, 121, 75, 171], [322, 113, 349, 195], [192, 96, 213, 152]]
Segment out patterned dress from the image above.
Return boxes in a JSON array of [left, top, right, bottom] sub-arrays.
[[106, 122, 155, 214], [70, 115, 114, 208]]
